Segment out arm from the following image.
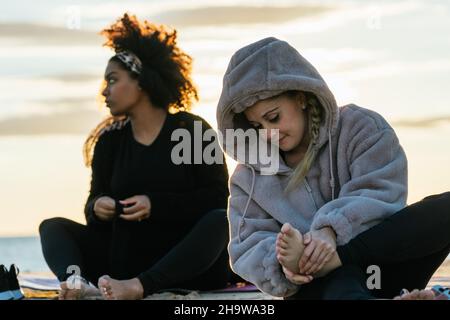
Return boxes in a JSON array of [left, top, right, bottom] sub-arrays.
[[228, 170, 299, 297], [84, 133, 115, 226], [310, 127, 408, 245]]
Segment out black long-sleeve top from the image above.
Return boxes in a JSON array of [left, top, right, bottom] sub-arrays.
[[84, 111, 229, 236]]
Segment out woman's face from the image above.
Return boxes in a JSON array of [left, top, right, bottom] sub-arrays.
[[244, 93, 308, 153], [102, 60, 143, 116]]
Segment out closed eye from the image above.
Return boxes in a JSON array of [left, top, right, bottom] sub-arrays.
[[268, 114, 279, 123]]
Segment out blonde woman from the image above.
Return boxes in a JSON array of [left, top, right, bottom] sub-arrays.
[[217, 37, 450, 300]]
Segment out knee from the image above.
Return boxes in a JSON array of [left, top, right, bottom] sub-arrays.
[[38, 217, 70, 236], [442, 191, 450, 206], [435, 192, 450, 223], [422, 192, 450, 220], [423, 191, 450, 204]]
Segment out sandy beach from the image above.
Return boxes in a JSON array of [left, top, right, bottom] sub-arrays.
[[17, 260, 450, 300]]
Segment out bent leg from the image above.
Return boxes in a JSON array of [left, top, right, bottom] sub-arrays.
[[335, 192, 450, 298], [39, 217, 111, 284], [136, 209, 232, 296], [337, 191, 450, 268]]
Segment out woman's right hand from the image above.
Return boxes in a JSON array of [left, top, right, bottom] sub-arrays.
[[282, 266, 313, 285], [93, 196, 116, 221]]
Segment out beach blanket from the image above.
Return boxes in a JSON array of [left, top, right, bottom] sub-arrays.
[[18, 274, 277, 300], [18, 262, 450, 300]]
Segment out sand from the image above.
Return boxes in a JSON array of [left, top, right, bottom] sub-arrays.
[[19, 260, 450, 300]]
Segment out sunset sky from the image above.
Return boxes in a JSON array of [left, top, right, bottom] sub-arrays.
[[1, 0, 449, 236]]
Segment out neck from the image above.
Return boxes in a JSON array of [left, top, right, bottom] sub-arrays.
[[128, 98, 167, 144]]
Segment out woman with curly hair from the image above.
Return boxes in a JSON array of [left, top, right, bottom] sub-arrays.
[[39, 14, 233, 300]]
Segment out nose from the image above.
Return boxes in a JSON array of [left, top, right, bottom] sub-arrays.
[[102, 84, 109, 98]]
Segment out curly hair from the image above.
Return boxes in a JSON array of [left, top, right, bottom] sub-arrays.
[[83, 13, 199, 166]]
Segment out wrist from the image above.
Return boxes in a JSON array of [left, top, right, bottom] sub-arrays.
[[319, 226, 337, 242], [326, 226, 337, 238]]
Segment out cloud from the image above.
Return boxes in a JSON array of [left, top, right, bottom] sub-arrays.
[[0, 23, 100, 46], [150, 5, 331, 27], [0, 110, 104, 135], [392, 115, 450, 128]]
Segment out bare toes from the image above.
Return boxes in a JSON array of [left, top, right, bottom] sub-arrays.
[[281, 223, 293, 236]]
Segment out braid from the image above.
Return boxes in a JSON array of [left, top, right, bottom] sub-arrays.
[[308, 94, 322, 145], [285, 92, 323, 192]]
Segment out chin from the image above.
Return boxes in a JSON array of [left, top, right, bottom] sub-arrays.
[[279, 141, 299, 153], [109, 109, 126, 117]]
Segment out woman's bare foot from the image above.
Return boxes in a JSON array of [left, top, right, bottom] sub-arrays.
[[59, 277, 100, 300], [98, 275, 144, 300], [276, 223, 304, 274], [393, 288, 437, 300], [276, 223, 343, 278]]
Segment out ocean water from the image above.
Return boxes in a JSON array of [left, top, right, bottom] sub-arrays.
[[1, 0, 449, 237], [0, 235, 448, 274], [0, 237, 50, 273]]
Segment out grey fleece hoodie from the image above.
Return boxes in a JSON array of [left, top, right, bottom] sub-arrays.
[[216, 37, 408, 297]]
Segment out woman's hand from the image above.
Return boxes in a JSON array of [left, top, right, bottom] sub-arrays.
[[282, 266, 313, 285], [298, 227, 336, 275], [93, 196, 116, 221], [119, 195, 151, 222]]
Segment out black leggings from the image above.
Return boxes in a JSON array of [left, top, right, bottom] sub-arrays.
[[286, 191, 450, 300], [39, 209, 235, 296]]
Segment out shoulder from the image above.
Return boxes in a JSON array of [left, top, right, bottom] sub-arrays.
[[95, 119, 129, 150], [171, 111, 214, 131], [339, 104, 393, 132], [340, 104, 392, 130], [230, 164, 254, 190], [338, 104, 401, 159], [338, 104, 396, 145]]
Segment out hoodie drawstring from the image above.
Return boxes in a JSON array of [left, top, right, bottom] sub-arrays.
[[237, 130, 335, 242], [328, 129, 336, 200], [237, 165, 256, 243]]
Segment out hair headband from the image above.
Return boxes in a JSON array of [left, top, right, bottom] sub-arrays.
[[114, 50, 142, 75]]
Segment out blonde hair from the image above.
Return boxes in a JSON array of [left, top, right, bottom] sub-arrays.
[[285, 91, 324, 192]]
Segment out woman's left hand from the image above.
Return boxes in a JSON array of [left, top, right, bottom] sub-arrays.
[[119, 195, 151, 222], [298, 227, 336, 275]]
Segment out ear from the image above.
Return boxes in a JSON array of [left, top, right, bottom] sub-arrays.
[[295, 91, 306, 110]]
